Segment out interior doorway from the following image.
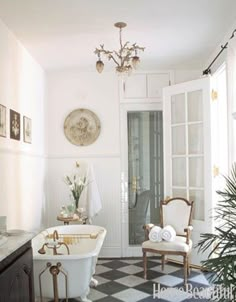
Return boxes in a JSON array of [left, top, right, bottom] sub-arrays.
[[121, 103, 164, 256], [127, 111, 164, 245]]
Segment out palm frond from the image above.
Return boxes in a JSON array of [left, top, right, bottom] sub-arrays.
[[196, 164, 236, 301]]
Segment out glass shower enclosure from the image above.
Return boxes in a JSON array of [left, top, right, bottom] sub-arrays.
[[128, 111, 164, 245]]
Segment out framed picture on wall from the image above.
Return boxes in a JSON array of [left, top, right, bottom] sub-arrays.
[[10, 109, 20, 141], [0, 104, 6, 137], [23, 116, 32, 144]]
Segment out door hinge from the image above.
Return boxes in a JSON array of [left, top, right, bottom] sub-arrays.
[[131, 176, 137, 192], [213, 165, 220, 177], [123, 82, 126, 93], [211, 89, 218, 101]]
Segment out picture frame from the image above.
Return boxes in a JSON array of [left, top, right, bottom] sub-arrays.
[[10, 109, 20, 141], [23, 116, 32, 144], [0, 104, 6, 137]]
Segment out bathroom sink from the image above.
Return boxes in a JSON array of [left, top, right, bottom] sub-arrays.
[[0, 236, 8, 247]]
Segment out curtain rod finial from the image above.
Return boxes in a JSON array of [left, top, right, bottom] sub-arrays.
[[202, 68, 211, 76]]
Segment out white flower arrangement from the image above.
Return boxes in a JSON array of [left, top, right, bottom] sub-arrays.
[[64, 162, 87, 209]]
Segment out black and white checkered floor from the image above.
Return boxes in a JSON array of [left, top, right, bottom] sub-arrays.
[[86, 258, 211, 302], [48, 257, 212, 302], [51, 257, 209, 302]]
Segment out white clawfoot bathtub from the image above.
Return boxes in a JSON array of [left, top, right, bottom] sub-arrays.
[[32, 225, 106, 302]]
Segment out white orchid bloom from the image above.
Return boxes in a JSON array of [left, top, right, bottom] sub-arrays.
[[78, 178, 84, 186]]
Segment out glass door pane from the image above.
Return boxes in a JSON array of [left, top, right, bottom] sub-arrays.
[[171, 93, 185, 123], [172, 125, 186, 155], [187, 90, 203, 122], [188, 124, 204, 154], [170, 88, 205, 220], [128, 111, 163, 245]]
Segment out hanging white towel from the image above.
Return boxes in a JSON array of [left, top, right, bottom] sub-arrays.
[[161, 225, 176, 242], [149, 226, 163, 242], [79, 163, 102, 221]]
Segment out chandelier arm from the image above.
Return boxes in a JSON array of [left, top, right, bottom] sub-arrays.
[[95, 48, 119, 65], [136, 46, 145, 52], [123, 41, 130, 47], [122, 52, 132, 66], [97, 49, 112, 55], [128, 45, 145, 52], [114, 51, 122, 60], [108, 54, 120, 66], [118, 42, 132, 66]]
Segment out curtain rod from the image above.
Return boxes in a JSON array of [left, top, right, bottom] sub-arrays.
[[202, 29, 236, 75]]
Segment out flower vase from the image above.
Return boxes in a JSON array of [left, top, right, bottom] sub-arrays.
[[66, 202, 76, 217], [72, 200, 80, 218], [75, 199, 80, 210]]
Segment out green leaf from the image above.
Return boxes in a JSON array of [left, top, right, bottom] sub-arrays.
[[196, 164, 236, 301]]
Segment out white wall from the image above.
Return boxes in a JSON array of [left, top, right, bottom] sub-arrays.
[[46, 71, 121, 256], [0, 19, 46, 231], [173, 70, 202, 84], [46, 69, 200, 257]]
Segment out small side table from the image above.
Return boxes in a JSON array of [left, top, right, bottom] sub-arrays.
[[57, 215, 88, 225]]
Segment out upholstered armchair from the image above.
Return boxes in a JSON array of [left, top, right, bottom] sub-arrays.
[[142, 197, 194, 286]]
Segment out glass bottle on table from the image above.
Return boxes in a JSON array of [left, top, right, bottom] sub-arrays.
[[60, 205, 68, 217]]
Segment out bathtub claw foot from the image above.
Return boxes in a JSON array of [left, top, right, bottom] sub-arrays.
[[90, 277, 98, 287], [79, 295, 92, 302]]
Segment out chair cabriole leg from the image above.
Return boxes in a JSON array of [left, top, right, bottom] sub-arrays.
[[161, 255, 165, 271], [183, 255, 187, 287], [187, 255, 190, 277], [143, 251, 147, 279]]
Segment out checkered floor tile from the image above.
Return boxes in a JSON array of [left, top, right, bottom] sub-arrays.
[[91, 258, 211, 302], [47, 257, 212, 302]]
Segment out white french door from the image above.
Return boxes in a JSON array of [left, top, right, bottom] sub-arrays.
[[163, 77, 214, 266]]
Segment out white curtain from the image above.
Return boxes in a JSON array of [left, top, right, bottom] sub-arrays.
[[227, 35, 236, 166]]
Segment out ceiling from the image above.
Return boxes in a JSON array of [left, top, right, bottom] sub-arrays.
[[0, 0, 236, 72]]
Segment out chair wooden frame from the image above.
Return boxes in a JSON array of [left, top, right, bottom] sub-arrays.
[[142, 197, 194, 286]]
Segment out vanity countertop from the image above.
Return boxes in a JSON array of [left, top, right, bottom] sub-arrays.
[[0, 231, 35, 262]]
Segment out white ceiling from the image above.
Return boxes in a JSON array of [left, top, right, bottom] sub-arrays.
[[0, 0, 236, 72]]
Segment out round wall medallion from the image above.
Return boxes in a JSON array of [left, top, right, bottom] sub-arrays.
[[64, 108, 101, 146]]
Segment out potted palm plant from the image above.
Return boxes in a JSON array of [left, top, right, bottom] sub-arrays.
[[197, 164, 236, 301]]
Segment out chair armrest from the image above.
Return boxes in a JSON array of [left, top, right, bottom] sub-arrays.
[[184, 225, 193, 244], [143, 223, 155, 240]]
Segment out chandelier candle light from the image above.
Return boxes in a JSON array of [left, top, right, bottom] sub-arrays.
[[94, 22, 145, 74]]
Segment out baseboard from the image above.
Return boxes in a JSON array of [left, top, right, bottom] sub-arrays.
[[99, 247, 122, 258]]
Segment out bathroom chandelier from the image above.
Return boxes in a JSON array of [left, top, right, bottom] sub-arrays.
[[94, 22, 145, 74]]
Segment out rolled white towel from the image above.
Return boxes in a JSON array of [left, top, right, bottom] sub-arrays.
[[149, 226, 162, 242], [162, 225, 176, 242]]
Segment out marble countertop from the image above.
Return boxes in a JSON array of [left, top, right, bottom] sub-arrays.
[[0, 231, 35, 262]]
